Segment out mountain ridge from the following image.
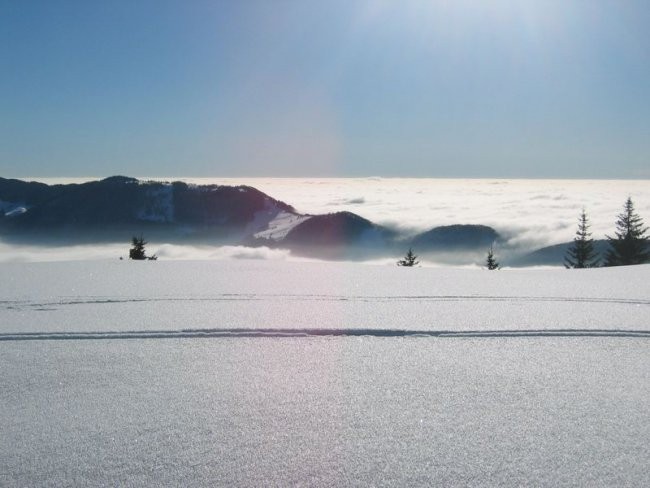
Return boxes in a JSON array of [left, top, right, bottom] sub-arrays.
[[1, 176, 501, 258]]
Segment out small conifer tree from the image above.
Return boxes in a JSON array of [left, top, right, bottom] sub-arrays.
[[397, 248, 419, 267], [604, 198, 649, 266], [129, 236, 157, 260], [486, 245, 500, 270], [565, 209, 599, 268], [129, 236, 147, 260]]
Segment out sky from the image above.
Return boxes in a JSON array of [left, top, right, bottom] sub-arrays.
[[1, 0, 649, 178]]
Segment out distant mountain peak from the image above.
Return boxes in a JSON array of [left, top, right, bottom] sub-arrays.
[[100, 176, 139, 184]]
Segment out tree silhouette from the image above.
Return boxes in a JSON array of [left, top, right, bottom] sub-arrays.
[[565, 209, 599, 268], [485, 245, 500, 270], [129, 236, 157, 260], [604, 198, 649, 266], [397, 248, 419, 267]]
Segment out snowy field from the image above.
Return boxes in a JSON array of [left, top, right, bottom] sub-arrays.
[[1, 260, 649, 486]]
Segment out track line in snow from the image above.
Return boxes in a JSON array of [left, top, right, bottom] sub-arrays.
[[1, 328, 649, 341], [2, 294, 650, 311]]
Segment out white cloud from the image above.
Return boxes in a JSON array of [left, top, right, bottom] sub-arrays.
[[0, 242, 314, 263], [153, 244, 298, 261], [189, 178, 650, 251], [20, 177, 650, 256], [0, 242, 126, 263]]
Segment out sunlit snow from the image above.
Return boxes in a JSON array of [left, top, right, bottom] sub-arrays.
[[1, 260, 648, 485], [253, 210, 310, 241]]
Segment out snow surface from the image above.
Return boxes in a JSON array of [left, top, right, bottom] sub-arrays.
[[240, 195, 310, 242], [0, 199, 28, 217], [1, 260, 649, 486], [3, 206, 27, 217], [2, 261, 649, 334], [253, 210, 310, 241]]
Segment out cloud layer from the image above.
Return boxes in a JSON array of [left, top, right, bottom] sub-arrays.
[[0, 242, 303, 264], [3, 178, 649, 262], [189, 178, 650, 250]]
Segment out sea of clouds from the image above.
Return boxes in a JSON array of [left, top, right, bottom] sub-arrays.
[[2, 177, 649, 263], [186, 178, 650, 248]]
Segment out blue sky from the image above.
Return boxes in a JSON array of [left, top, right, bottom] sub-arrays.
[[1, 0, 649, 178]]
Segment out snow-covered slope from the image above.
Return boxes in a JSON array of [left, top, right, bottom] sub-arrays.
[[243, 195, 310, 242], [1, 261, 648, 486], [2, 261, 649, 333], [252, 211, 310, 241], [0, 199, 29, 217]]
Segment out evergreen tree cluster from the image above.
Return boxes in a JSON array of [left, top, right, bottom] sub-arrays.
[[565, 197, 649, 268], [397, 198, 648, 270]]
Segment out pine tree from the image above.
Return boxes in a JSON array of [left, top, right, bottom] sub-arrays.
[[129, 236, 147, 260], [564, 209, 599, 268], [485, 245, 500, 270], [129, 235, 157, 260], [397, 248, 419, 267], [604, 197, 650, 266]]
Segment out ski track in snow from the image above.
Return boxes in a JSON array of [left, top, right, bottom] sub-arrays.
[[2, 294, 650, 311], [1, 327, 649, 341]]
